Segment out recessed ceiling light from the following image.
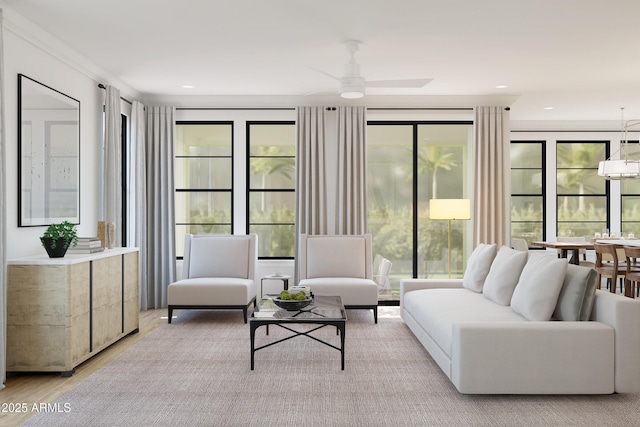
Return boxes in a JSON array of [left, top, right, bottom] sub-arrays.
[[495, 85, 508, 89], [182, 85, 195, 89], [544, 106, 554, 110]]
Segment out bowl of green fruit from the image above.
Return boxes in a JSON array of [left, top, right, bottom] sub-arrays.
[[273, 290, 312, 311]]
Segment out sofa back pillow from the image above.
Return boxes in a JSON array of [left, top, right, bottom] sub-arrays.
[[553, 264, 598, 321], [462, 243, 497, 292], [482, 245, 529, 305], [511, 252, 568, 321]]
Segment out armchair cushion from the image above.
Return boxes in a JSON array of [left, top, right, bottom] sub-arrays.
[[299, 277, 378, 306], [306, 237, 366, 278], [189, 236, 249, 279], [168, 278, 255, 306]]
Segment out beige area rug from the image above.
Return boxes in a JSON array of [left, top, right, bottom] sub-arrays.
[[23, 307, 639, 426]]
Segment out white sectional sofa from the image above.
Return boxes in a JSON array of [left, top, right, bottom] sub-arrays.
[[400, 244, 640, 394]]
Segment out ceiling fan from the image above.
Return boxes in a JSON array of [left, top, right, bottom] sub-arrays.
[[313, 40, 433, 99]]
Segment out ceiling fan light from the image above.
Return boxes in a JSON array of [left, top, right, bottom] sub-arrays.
[[340, 89, 364, 99], [340, 75, 365, 98]]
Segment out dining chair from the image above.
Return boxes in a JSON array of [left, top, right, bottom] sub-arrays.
[[511, 237, 528, 252], [594, 243, 626, 293], [623, 246, 640, 298], [373, 257, 392, 293]]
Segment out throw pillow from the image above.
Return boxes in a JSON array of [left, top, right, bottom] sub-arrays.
[[511, 252, 568, 321], [462, 243, 497, 292], [482, 245, 529, 305], [553, 264, 598, 321]]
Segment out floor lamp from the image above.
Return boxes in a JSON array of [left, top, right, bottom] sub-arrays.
[[429, 199, 471, 278]]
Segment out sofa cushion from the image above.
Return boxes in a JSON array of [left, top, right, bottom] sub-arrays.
[[403, 288, 527, 357], [462, 243, 497, 292], [511, 252, 567, 321], [553, 264, 598, 321], [482, 246, 529, 305]]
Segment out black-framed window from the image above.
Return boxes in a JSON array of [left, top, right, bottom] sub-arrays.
[[556, 141, 609, 237], [621, 140, 640, 236], [175, 121, 233, 258], [511, 141, 545, 247], [247, 121, 295, 258]]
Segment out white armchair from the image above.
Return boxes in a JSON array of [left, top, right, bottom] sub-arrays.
[[168, 234, 258, 323], [297, 234, 379, 323]]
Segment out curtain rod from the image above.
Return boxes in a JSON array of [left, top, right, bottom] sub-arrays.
[[366, 107, 474, 111], [174, 106, 478, 111], [97, 83, 133, 105], [175, 107, 295, 111]]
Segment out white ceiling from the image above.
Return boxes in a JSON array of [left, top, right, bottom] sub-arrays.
[[3, 0, 640, 122]]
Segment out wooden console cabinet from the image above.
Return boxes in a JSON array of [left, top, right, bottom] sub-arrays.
[[6, 248, 139, 376]]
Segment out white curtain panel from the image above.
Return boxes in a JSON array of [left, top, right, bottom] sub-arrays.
[[295, 106, 328, 284], [145, 106, 176, 308], [0, 8, 7, 390], [335, 106, 367, 235], [473, 106, 511, 247], [129, 101, 148, 310], [295, 106, 328, 236], [103, 86, 122, 245]]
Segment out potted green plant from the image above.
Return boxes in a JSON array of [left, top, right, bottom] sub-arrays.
[[40, 221, 78, 258]]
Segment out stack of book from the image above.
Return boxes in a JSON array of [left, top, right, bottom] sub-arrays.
[[67, 237, 104, 254]]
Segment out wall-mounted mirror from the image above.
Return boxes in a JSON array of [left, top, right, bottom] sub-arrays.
[[18, 74, 80, 226]]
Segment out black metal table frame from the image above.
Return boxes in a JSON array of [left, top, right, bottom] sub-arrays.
[[250, 317, 346, 370]]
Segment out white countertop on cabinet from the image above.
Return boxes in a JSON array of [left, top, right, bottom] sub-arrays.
[[8, 247, 139, 265]]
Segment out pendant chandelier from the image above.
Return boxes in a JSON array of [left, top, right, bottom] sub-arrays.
[[598, 108, 640, 179]]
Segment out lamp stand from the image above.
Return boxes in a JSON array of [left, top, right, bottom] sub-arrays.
[[447, 219, 452, 278], [428, 199, 470, 279]]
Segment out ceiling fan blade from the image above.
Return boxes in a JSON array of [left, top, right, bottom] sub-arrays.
[[365, 78, 433, 88], [304, 88, 335, 96], [309, 67, 342, 82]]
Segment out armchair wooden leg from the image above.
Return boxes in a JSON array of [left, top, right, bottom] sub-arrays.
[[168, 306, 173, 324]]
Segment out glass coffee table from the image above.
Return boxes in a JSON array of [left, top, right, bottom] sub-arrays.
[[250, 295, 347, 370]]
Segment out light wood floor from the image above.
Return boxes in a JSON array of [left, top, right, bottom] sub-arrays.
[[0, 308, 167, 426]]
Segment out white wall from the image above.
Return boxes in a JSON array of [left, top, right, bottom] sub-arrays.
[[4, 33, 99, 258], [2, 10, 137, 259]]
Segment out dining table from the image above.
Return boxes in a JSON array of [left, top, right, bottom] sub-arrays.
[[531, 240, 595, 265], [593, 238, 640, 247]]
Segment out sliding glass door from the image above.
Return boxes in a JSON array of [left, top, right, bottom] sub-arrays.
[[367, 122, 472, 300]]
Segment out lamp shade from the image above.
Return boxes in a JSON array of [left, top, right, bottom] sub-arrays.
[[597, 159, 640, 180], [429, 199, 471, 220]]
